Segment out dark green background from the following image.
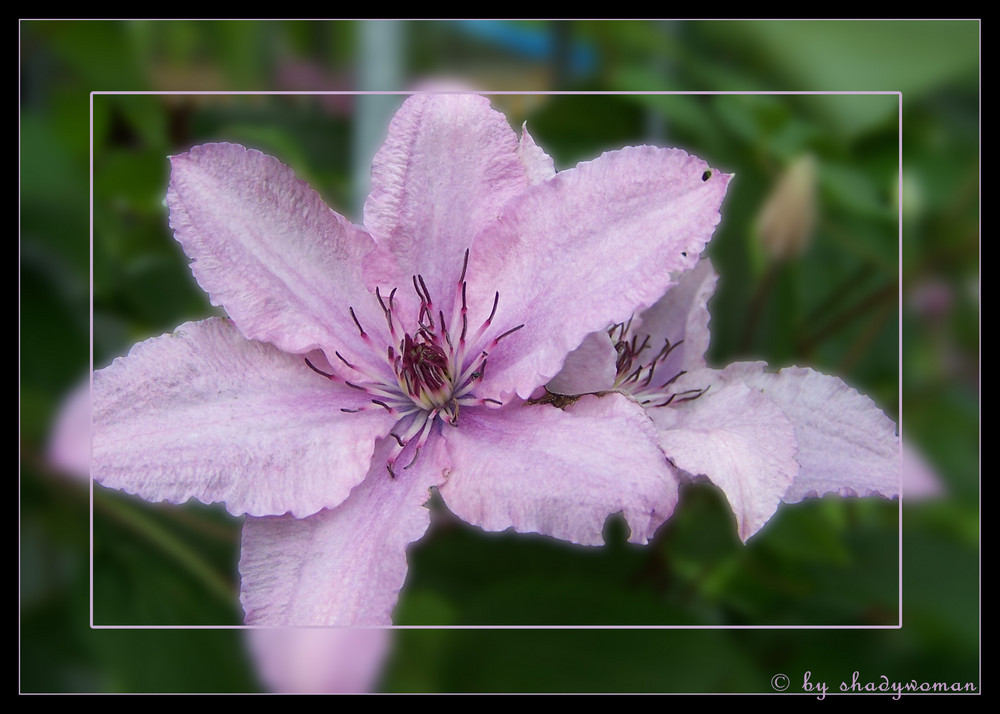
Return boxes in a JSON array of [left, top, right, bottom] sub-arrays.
[[21, 20, 978, 693]]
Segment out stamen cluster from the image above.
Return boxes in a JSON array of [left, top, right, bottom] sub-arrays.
[[307, 250, 522, 476], [609, 319, 708, 407]]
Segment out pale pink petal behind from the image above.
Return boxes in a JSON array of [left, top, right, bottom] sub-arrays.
[[547, 260, 721, 396], [649, 371, 799, 542], [546, 330, 618, 396], [167, 143, 387, 367], [239, 436, 449, 626], [633, 258, 719, 378], [93, 318, 396, 518], [901, 442, 944, 500], [46, 376, 92, 480], [725, 364, 900, 503], [363, 94, 529, 305], [469, 147, 732, 399], [438, 393, 679, 546]]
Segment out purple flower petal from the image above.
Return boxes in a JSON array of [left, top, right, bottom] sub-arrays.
[[93, 318, 396, 518], [438, 393, 679, 546], [548, 259, 720, 396], [518, 123, 556, 185], [633, 258, 719, 377], [648, 370, 799, 542], [363, 94, 529, 306], [239, 436, 449, 625], [722, 363, 900, 503], [546, 331, 619, 396], [469, 147, 732, 399], [167, 143, 385, 366]]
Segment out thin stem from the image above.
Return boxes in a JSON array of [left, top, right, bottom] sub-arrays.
[[93, 489, 235, 609]]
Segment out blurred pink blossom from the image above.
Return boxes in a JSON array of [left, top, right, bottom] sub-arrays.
[[246, 628, 392, 693], [45, 377, 91, 480]]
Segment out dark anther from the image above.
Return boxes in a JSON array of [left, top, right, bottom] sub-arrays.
[[341, 407, 363, 413], [459, 248, 470, 283], [439, 310, 451, 348], [660, 370, 686, 389], [674, 385, 710, 403], [390, 432, 405, 447], [487, 292, 499, 323], [702, 170, 712, 181], [349, 307, 366, 337], [304, 358, 335, 379], [376, 287, 398, 333], [645, 338, 683, 382], [371, 399, 392, 412], [652, 394, 676, 408], [413, 274, 432, 306], [494, 324, 525, 343], [418, 303, 434, 330], [344, 381, 366, 391], [610, 316, 634, 346], [335, 351, 355, 369], [403, 447, 421, 470]]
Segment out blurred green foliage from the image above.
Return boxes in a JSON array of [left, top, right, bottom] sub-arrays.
[[21, 20, 978, 693]]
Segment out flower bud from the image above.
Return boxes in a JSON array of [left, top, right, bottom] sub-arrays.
[[755, 154, 817, 261]]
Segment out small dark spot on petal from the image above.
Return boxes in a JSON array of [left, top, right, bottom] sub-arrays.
[[681, 251, 687, 257], [702, 170, 712, 181]]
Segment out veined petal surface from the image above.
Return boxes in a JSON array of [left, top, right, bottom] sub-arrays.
[[93, 318, 396, 518], [363, 94, 529, 306], [518, 123, 556, 185], [469, 147, 731, 399], [239, 436, 449, 625], [649, 371, 799, 542], [167, 143, 386, 365], [438, 393, 679, 546], [724, 363, 900, 503]]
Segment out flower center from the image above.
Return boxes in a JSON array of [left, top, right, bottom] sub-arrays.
[[609, 319, 708, 407], [306, 249, 522, 476], [400, 336, 450, 404]]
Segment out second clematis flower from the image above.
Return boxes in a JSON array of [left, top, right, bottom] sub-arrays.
[[548, 259, 900, 542], [92, 94, 732, 625]]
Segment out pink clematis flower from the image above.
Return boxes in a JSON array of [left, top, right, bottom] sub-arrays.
[[549, 258, 899, 542], [92, 94, 731, 625]]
